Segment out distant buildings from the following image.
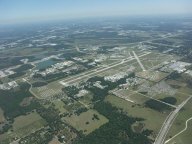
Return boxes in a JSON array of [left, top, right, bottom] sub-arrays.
[[160, 61, 191, 73], [185, 70, 192, 77], [104, 72, 127, 82], [0, 81, 18, 90], [35, 61, 74, 76], [0, 69, 15, 78]]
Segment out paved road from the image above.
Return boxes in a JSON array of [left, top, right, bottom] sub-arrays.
[[154, 96, 192, 144], [165, 116, 192, 143], [132, 51, 146, 71]]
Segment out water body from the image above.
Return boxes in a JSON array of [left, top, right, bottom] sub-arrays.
[[36, 59, 57, 70]]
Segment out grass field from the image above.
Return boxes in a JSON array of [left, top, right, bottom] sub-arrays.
[[166, 79, 187, 88], [12, 112, 47, 137], [154, 92, 190, 106], [0, 112, 46, 143], [136, 70, 169, 82], [78, 93, 93, 107], [0, 108, 5, 123], [113, 89, 150, 104], [53, 99, 68, 114], [105, 95, 170, 140], [62, 109, 108, 135], [48, 137, 61, 144], [167, 120, 192, 144], [166, 98, 192, 142], [178, 87, 192, 95], [31, 82, 63, 99], [62, 99, 85, 113]]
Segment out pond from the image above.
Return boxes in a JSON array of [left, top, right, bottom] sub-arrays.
[[36, 59, 57, 70]]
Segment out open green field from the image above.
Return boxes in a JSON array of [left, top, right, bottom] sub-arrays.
[[178, 87, 192, 95], [136, 70, 169, 82], [12, 112, 46, 137], [166, 98, 192, 142], [62, 99, 85, 113], [78, 93, 93, 107], [167, 120, 192, 144], [0, 112, 46, 143], [113, 89, 150, 104], [166, 79, 187, 88], [141, 52, 174, 68], [53, 99, 68, 114], [154, 92, 190, 106], [166, 78, 192, 96], [62, 109, 108, 135], [0, 108, 5, 123], [31, 82, 63, 99], [105, 95, 170, 140]]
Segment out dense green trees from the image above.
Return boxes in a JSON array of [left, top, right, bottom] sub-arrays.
[[13, 64, 34, 73], [76, 102, 152, 144], [86, 74, 134, 101], [0, 83, 37, 119], [145, 99, 173, 112], [62, 85, 79, 98], [160, 97, 177, 105], [32, 81, 48, 87]]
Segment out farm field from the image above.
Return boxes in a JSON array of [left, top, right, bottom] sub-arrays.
[[52, 99, 68, 114], [62, 109, 108, 135], [105, 95, 170, 140], [0, 112, 46, 143]]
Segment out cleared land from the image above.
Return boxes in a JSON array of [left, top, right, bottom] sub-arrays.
[[112, 89, 150, 104], [166, 98, 192, 143], [166, 119, 192, 144], [0, 112, 47, 143], [136, 70, 169, 82], [53, 99, 68, 114], [105, 95, 169, 139], [0, 108, 5, 123], [62, 109, 108, 135], [12, 112, 47, 137]]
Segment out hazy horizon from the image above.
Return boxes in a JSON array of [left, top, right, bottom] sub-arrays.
[[1, 0, 192, 24]]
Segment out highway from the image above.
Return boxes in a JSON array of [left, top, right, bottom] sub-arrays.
[[165, 116, 192, 143], [154, 96, 192, 144]]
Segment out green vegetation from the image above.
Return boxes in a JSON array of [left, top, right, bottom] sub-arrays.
[[0, 57, 23, 69], [19, 128, 52, 144], [52, 100, 67, 114], [85, 74, 135, 101], [32, 81, 48, 87], [8, 72, 25, 79], [167, 98, 192, 141], [13, 64, 34, 73], [167, 119, 192, 144], [62, 85, 79, 98], [76, 102, 152, 144], [105, 95, 168, 139], [63, 109, 108, 135], [36, 105, 65, 132], [145, 99, 173, 112], [0, 108, 5, 123], [12, 112, 46, 138], [0, 83, 37, 119], [159, 97, 177, 105]]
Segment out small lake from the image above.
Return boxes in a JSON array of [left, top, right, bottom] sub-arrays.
[[36, 59, 57, 70]]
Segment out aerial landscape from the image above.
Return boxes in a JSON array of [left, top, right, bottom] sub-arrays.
[[0, 0, 192, 144]]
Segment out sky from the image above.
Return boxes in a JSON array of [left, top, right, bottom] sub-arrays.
[[0, 0, 192, 24]]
